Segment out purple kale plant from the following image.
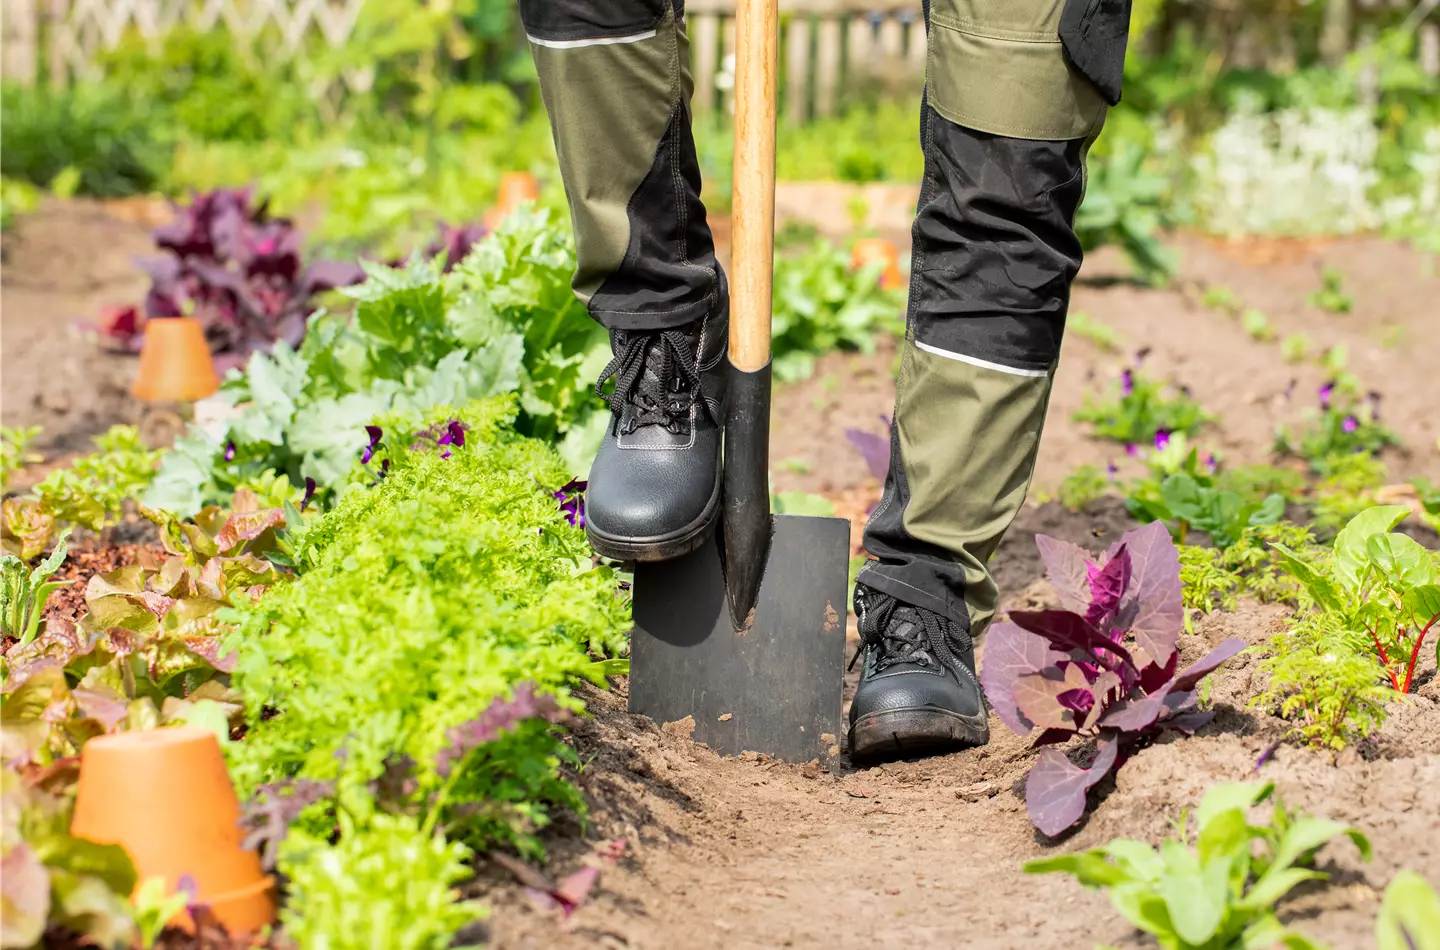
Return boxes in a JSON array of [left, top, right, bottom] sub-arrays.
[[980, 520, 1244, 836], [138, 186, 364, 372]]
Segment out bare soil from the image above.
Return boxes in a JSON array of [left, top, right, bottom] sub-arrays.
[[5, 200, 1439, 948]]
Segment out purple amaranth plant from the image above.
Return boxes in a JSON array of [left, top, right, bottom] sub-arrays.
[[435, 684, 559, 779], [1153, 428, 1171, 451], [387, 222, 489, 274], [555, 478, 587, 528], [980, 520, 1244, 836], [139, 186, 364, 372], [240, 778, 337, 870]]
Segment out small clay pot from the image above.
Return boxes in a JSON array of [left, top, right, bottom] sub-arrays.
[[70, 726, 276, 934], [485, 171, 542, 228], [132, 317, 220, 402], [850, 237, 905, 290]]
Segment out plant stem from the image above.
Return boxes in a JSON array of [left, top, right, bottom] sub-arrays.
[[1367, 624, 1402, 691], [1400, 616, 1439, 694]]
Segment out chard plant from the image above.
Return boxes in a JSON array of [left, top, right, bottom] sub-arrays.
[[1075, 356, 1212, 447], [981, 521, 1244, 836], [1026, 780, 1370, 950], [1272, 505, 1440, 694]]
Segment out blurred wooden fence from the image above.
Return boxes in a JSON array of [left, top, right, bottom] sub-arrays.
[[4, 0, 1438, 121]]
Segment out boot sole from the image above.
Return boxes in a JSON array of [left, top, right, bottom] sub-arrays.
[[585, 457, 722, 563], [848, 706, 990, 761]]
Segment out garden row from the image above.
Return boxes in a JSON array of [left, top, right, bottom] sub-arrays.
[[3, 194, 1439, 946]]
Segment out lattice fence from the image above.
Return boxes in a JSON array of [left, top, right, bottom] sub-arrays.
[[3, 0, 1438, 117], [3, 0, 367, 86]]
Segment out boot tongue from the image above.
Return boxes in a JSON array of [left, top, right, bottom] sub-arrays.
[[876, 607, 938, 671]]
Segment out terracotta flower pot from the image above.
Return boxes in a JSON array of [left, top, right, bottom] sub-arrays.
[[485, 171, 542, 228], [70, 726, 276, 934], [850, 237, 905, 290], [132, 317, 220, 402]]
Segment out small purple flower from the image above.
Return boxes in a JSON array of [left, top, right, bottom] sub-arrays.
[[1154, 429, 1172, 451], [1121, 369, 1134, 397], [1366, 390, 1382, 421], [1125, 443, 1139, 458], [1134, 347, 1152, 366], [223, 441, 237, 462], [1318, 381, 1335, 410], [361, 425, 383, 464], [555, 477, 587, 528], [1342, 415, 1359, 434], [1106, 462, 1119, 482], [301, 476, 317, 511], [1203, 453, 1218, 474]]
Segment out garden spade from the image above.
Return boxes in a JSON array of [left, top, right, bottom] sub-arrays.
[[628, 0, 850, 763]]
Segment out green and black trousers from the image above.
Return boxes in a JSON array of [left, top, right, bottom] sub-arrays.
[[521, 0, 1132, 640]]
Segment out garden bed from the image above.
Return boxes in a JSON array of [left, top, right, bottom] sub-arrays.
[[4, 199, 1439, 949]]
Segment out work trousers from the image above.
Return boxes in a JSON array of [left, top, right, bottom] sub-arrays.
[[520, 0, 1132, 639]]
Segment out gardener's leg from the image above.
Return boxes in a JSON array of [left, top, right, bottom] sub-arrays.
[[519, 0, 728, 562], [850, 0, 1129, 758]]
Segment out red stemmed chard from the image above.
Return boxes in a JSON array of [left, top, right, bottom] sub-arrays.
[[980, 520, 1244, 836]]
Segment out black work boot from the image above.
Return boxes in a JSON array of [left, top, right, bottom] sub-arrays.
[[585, 309, 727, 562], [848, 583, 990, 759]]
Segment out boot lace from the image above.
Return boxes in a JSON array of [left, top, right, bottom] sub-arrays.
[[848, 588, 960, 674], [595, 329, 703, 435]]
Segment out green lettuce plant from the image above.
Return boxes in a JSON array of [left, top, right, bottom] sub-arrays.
[[0, 768, 139, 950], [1026, 780, 1370, 950], [31, 426, 162, 533], [1376, 870, 1440, 950], [0, 425, 42, 494], [0, 530, 72, 648]]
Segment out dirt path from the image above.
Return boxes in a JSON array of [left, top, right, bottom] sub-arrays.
[[0, 198, 185, 456]]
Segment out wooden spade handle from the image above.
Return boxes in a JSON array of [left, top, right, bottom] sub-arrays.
[[728, 0, 778, 372]]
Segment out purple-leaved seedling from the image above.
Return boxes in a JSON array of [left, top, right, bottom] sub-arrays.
[[980, 520, 1244, 836]]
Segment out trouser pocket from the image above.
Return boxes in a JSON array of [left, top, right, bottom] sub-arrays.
[[1058, 0, 1132, 106]]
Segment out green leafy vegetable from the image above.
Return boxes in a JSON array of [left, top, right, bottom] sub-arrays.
[[0, 530, 73, 648], [770, 239, 905, 382], [1025, 781, 1369, 950]]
